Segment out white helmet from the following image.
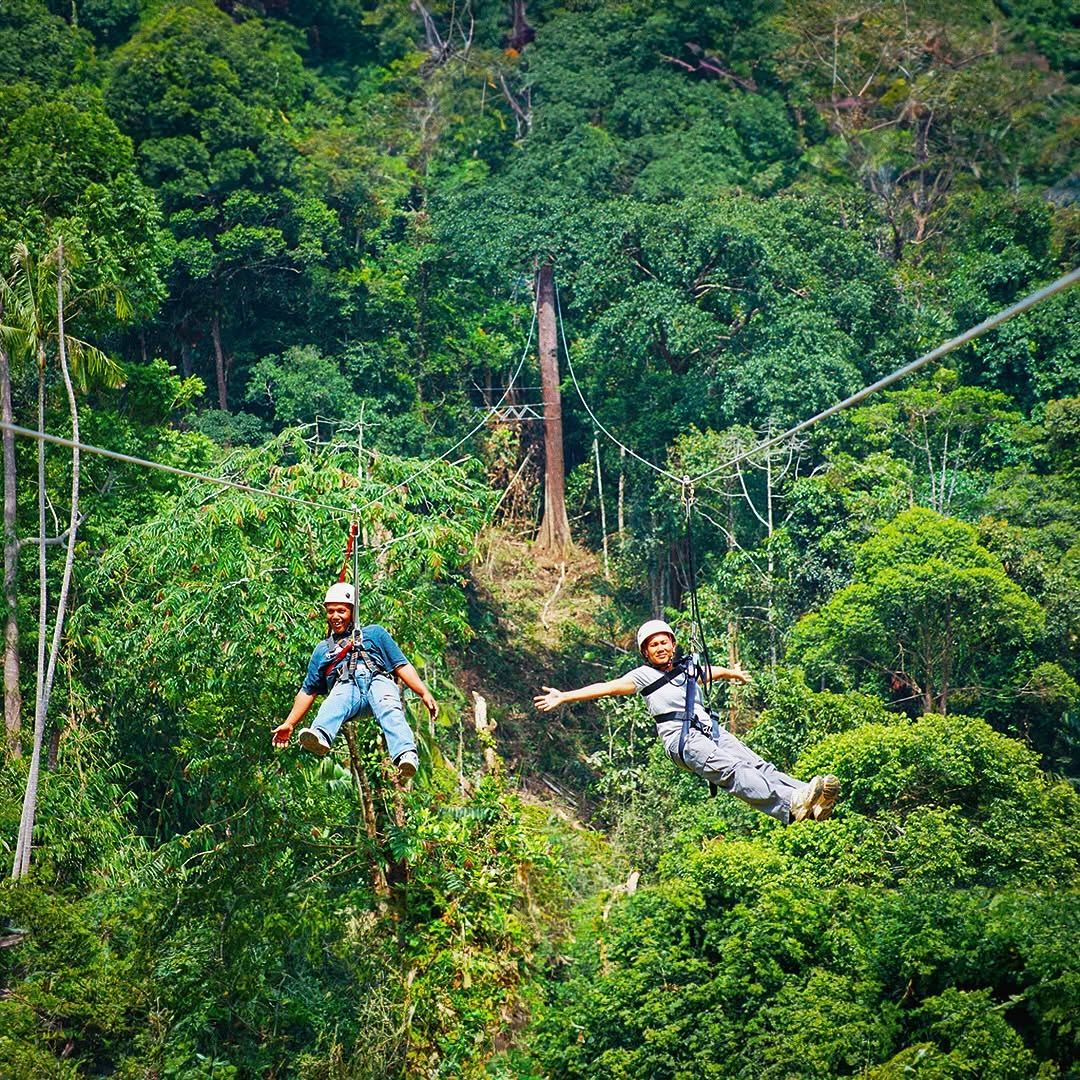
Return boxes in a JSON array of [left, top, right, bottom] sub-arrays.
[[324, 581, 356, 607], [637, 619, 675, 653]]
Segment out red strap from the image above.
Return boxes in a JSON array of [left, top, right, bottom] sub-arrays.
[[320, 640, 353, 682], [338, 520, 358, 582]]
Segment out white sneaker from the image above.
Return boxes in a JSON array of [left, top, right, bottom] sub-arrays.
[[298, 727, 332, 756], [790, 775, 825, 822], [396, 750, 419, 779], [813, 774, 841, 820]]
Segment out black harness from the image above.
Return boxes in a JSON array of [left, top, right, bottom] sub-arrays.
[[641, 654, 721, 796], [320, 630, 389, 690]]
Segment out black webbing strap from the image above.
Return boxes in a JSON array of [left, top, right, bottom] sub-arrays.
[[676, 657, 720, 799], [639, 658, 688, 700], [677, 657, 697, 769], [321, 633, 389, 689]]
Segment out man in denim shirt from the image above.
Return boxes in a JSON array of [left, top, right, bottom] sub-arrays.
[[271, 582, 437, 778]]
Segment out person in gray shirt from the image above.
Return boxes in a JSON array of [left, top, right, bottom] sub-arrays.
[[534, 619, 840, 824]]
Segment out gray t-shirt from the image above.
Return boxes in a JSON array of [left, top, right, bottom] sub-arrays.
[[627, 663, 711, 724]]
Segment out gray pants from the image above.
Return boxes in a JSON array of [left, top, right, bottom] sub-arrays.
[[656, 720, 802, 823]]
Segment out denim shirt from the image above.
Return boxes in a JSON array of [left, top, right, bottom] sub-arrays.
[[300, 624, 408, 696]]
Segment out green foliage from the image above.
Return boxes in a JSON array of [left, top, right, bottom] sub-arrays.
[[535, 710, 1080, 1078], [790, 507, 1046, 717], [746, 666, 898, 772], [246, 344, 361, 428], [843, 371, 1023, 517], [3, 0, 1079, 1075], [800, 711, 1080, 879], [0, 0, 93, 93], [0, 86, 166, 325], [777, 0, 1075, 256]]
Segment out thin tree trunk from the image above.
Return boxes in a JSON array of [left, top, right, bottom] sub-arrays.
[[14, 348, 49, 876], [617, 446, 625, 542], [594, 436, 609, 579], [211, 313, 227, 411], [535, 264, 570, 554], [1, 323, 21, 754], [13, 238, 81, 879], [473, 691, 499, 774], [13, 334, 49, 877], [343, 720, 389, 897], [35, 344, 46, 720]]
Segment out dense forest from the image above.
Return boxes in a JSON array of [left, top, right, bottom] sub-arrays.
[[1, 0, 1078, 1076]]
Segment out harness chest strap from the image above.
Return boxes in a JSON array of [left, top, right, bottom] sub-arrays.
[[320, 635, 389, 685], [642, 656, 721, 797]]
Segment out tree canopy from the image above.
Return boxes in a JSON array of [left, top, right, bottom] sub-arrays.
[[0, 0, 1077, 1075]]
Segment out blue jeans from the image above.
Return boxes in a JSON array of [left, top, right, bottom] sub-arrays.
[[311, 672, 416, 763]]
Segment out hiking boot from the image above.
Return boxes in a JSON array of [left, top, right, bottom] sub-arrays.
[[813, 774, 841, 821], [790, 775, 825, 822], [396, 750, 419, 779], [298, 727, 332, 757]]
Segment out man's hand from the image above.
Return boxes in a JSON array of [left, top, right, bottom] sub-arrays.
[[419, 689, 438, 720], [274, 690, 315, 748], [271, 722, 295, 749], [534, 686, 564, 712]]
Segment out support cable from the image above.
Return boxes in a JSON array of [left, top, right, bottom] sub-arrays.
[[0, 277, 543, 522], [353, 282, 540, 513], [689, 266, 1080, 485], [554, 278, 684, 484], [0, 419, 350, 517], [681, 478, 712, 700]]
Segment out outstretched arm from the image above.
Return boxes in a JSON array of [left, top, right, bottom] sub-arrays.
[[534, 676, 638, 712], [272, 689, 316, 747], [395, 662, 438, 720], [707, 663, 751, 684]]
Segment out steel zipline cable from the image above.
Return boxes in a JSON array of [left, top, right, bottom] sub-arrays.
[[554, 265, 1078, 491], [0, 277, 541, 523], [0, 419, 352, 516], [554, 262, 1077, 670], [5, 268, 1074, 527], [689, 265, 1080, 485], [554, 278, 684, 485]]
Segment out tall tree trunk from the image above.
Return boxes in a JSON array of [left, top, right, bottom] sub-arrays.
[[13, 238, 81, 879], [508, 0, 535, 51], [13, 326, 49, 878], [535, 264, 570, 554], [180, 335, 193, 379], [0, 317, 21, 755], [211, 313, 227, 411]]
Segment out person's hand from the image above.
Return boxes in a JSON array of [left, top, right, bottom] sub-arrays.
[[271, 722, 294, 749], [420, 690, 438, 720], [726, 664, 751, 685], [534, 686, 564, 712]]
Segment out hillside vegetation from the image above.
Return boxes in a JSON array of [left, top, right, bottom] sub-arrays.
[[1, 1, 1078, 1077]]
